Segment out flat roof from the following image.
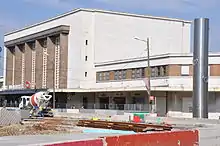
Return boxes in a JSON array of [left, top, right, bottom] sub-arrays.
[[94, 52, 220, 66], [5, 8, 192, 36]]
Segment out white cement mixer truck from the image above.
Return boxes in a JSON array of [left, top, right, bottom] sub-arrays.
[[19, 91, 54, 117]]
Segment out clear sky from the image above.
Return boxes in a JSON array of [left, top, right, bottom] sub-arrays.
[[0, 0, 219, 74]]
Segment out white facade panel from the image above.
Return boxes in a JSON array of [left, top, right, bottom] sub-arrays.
[[94, 12, 191, 63], [80, 76, 220, 92], [181, 65, 190, 75], [4, 9, 220, 92]]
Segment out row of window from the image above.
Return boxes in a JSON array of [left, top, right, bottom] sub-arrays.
[[97, 66, 168, 81]]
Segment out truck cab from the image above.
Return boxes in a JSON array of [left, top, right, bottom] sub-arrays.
[[19, 96, 31, 109]]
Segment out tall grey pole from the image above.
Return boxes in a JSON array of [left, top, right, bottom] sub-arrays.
[[193, 18, 209, 118]]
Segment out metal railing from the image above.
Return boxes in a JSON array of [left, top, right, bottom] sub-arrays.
[[55, 103, 149, 111]]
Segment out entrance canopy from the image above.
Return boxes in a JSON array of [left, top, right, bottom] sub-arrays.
[[0, 89, 48, 95]]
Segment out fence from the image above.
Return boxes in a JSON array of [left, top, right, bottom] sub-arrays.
[[56, 103, 149, 111], [0, 107, 21, 126]]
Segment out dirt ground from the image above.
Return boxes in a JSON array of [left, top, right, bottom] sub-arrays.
[[0, 118, 81, 136]]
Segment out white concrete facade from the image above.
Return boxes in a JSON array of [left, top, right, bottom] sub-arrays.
[[4, 9, 220, 118], [4, 8, 191, 90]]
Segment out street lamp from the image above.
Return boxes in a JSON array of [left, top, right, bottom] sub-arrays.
[[134, 37, 153, 112], [44, 52, 56, 110]]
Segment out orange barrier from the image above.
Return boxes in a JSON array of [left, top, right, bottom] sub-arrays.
[[44, 130, 199, 146], [44, 139, 103, 146], [104, 130, 199, 146]]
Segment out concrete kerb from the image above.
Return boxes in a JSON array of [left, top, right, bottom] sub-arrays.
[[145, 116, 220, 125], [36, 138, 103, 146]]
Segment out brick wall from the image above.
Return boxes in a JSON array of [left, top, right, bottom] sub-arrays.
[[168, 65, 181, 76], [35, 40, 43, 89], [47, 36, 55, 89], [14, 45, 22, 85], [210, 65, 220, 76], [5, 47, 14, 86], [59, 33, 68, 89], [24, 43, 32, 86]]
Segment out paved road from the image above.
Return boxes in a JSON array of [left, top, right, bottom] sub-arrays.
[[0, 133, 118, 146]]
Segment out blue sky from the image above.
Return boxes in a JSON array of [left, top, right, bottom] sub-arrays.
[[0, 0, 220, 74]]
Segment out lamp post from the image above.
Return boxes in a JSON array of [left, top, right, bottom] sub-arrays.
[[134, 37, 153, 113], [44, 52, 56, 110]]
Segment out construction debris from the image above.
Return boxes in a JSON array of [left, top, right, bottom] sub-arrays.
[[77, 120, 172, 132], [0, 117, 81, 136]]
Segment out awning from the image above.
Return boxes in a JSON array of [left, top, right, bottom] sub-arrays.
[[0, 89, 48, 95]]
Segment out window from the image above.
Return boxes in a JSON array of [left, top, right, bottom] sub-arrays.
[[97, 72, 110, 81], [131, 68, 144, 79], [85, 56, 88, 61], [136, 69, 141, 78], [154, 67, 159, 77], [114, 71, 119, 80], [42, 39, 47, 48], [29, 42, 35, 50], [160, 66, 165, 76], [151, 67, 156, 77], [163, 66, 168, 76], [181, 65, 189, 76], [97, 72, 102, 81], [85, 40, 88, 45], [55, 36, 60, 46], [103, 72, 106, 80], [106, 72, 110, 80], [118, 70, 122, 80], [85, 72, 88, 77], [157, 67, 161, 76], [208, 66, 210, 76], [122, 70, 126, 79], [141, 68, 145, 78], [131, 69, 136, 79]]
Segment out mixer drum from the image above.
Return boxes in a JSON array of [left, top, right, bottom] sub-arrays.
[[30, 92, 52, 107]]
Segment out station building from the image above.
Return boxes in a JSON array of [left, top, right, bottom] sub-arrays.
[[2, 8, 220, 116]]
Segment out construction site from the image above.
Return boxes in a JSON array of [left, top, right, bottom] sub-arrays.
[[1, 7, 220, 146], [1, 105, 220, 146]]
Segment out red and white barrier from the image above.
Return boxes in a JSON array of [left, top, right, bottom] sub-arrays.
[[44, 130, 199, 146]]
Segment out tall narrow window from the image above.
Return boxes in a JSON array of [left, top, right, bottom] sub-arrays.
[[85, 72, 88, 77], [55, 36, 60, 46], [106, 72, 110, 80], [181, 65, 189, 76], [42, 39, 47, 48], [85, 56, 88, 61], [122, 70, 126, 79], [114, 71, 119, 80], [85, 40, 88, 45]]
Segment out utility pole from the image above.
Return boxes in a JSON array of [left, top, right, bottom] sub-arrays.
[[146, 38, 151, 98], [134, 37, 153, 113]]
